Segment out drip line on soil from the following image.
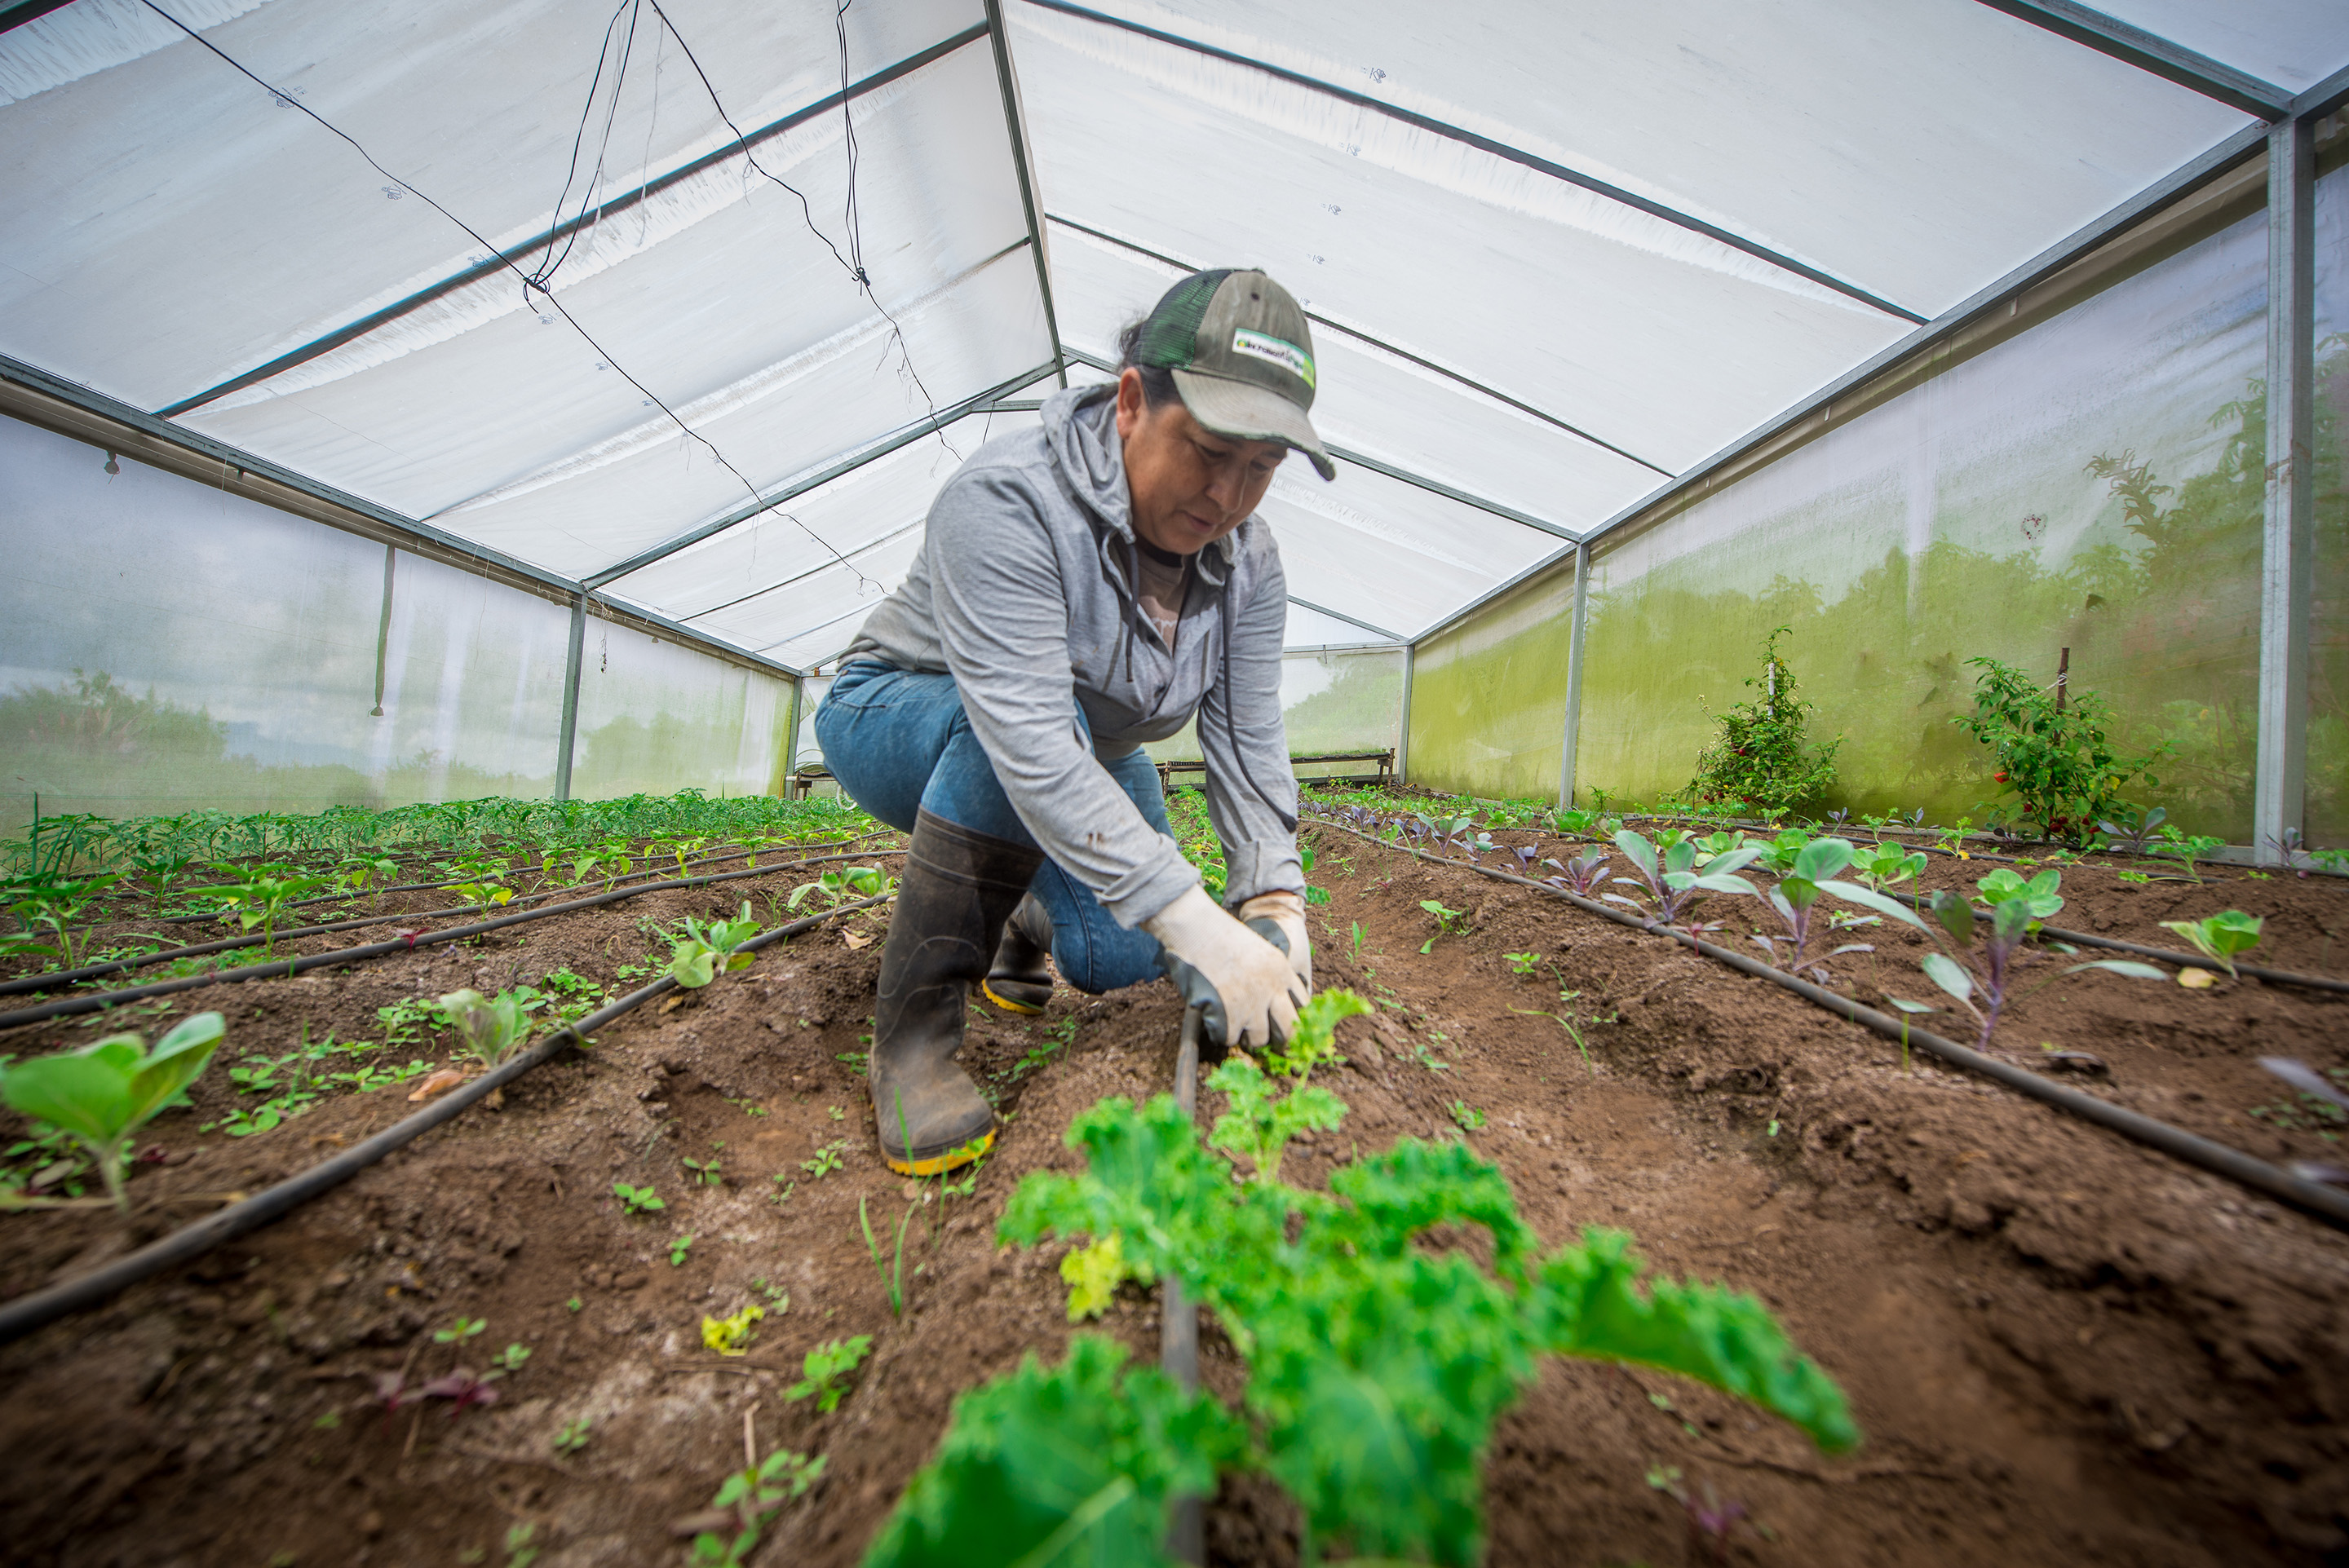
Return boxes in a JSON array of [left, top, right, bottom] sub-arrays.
[[0, 894, 895, 1348], [0, 850, 909, 1030], [6, 836, 905, 999], [1162, 1004, 1205, 1564], [1308, 819, 2349, 1233], [99, 829, 903, 930], [1870, 890, 2349, 995]]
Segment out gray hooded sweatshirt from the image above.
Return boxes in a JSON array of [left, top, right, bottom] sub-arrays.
[[845, 383, 1300, 927]]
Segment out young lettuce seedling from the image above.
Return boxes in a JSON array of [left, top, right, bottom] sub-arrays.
[[2157, 910, 2263, 977], [0, 1011, 225, 1209]]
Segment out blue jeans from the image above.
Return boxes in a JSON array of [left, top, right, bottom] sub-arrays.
[[813, 662, 1168, 994]]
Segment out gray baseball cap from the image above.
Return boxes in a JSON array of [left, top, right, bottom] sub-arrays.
[[1130, 268, 1335, 481]]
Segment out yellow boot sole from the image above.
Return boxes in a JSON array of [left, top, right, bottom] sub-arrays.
[[883, 1129, 995, 1177]]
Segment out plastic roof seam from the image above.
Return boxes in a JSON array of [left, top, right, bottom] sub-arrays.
[[1973, 0, 2294, 117], [1019, 0, 1931, 325], [153, 19, 993, 419], [1046, 213, 1671, 476]]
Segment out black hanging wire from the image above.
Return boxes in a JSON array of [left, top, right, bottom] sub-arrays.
[[137, 0, 884, 592], [527, 0, 644, 293]]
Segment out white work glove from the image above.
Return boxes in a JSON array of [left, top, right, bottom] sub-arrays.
[[1145, 885, 1307, 1053], [1236, 890, 1312, 991]]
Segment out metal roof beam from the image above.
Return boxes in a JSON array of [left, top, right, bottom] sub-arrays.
[[1046, 214, 1670, 476], [585, 359, 1063, 589], [1974, 1, 2294, 118], [1287, 597, 1405, 643], [155, 22, 993, 418], [1059, 344, 1578, 541], [983, 0, 1068, 392], [1021, 0, 1929, 324]]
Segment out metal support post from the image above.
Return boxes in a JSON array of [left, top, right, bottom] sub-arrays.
[[984, 0, 1068, 388], [2254, 115, 2314, 864], [1557, 545, 1591, 811], [1396, 643, 1415, 786], [555, 594, 586, 802], [779, 675, 804, 800]]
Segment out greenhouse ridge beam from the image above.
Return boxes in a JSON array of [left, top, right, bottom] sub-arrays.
[[2254, 114, 2315, 864], [1021, 0, 1930, 325], [0, 353, 798, 686], [1049, 214, 1668, 477], [583, 358, 1063, 590], [984, 0, 1068, 392], [1973, 1, 2294, 119], [153, 21, 994, 419], [1058, 345, 1576, 541]]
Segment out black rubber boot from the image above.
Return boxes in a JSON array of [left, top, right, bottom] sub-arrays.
[[871, 809, 1043, 1175], [980, 893, 1055, 1014]]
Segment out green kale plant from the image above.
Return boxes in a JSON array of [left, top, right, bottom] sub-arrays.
[[1687, 626, 1842, 820], [0, 1012, 225, 1209], [865, 1093, 1860, 1568], [1951, 656, 2165, 844]]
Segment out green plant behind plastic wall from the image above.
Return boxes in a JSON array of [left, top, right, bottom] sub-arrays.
[[1687, 625, 1842, 819], [1952, 656, 2165, 843]]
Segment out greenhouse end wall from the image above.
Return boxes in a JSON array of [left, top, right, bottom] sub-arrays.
[[0, 413, 798, 835], [1409, 158, 2347, 847]]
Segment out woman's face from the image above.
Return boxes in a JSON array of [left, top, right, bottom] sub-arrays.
[[1114, 368, 1287, 557]]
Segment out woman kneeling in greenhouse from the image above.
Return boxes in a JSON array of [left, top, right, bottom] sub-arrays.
[[814, 268, 1331, 1175]]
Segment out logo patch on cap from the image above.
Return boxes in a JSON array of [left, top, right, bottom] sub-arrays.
[[1231, 328, 1315, 389]]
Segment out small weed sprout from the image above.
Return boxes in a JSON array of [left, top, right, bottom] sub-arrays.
[[786, 1336, 874, 1414], [0, 1011, 225, 1209], [434, 1316, 488, 1345], [1417, 899, 1470, 953], [800, 1142, 846, 1178], [489, 1342, 530, 1376], [2152, 825, 2227, 883], [2159, 910, 2263, 976], [553, 1417, 592, 1455], [613, 1181, 665, 1216], [670, 1235, 696, 1267], [692, 1445, 827, 1568], [1449, 1100, 1487, 1133], [683, 1147, 725, 1186]]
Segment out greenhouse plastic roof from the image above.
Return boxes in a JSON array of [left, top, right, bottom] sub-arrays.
[[4, 0, 2343, 670]]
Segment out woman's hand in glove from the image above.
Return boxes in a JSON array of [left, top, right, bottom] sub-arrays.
[[1235, 890, 1312, 990], [1144, 885, 1306, 1051]]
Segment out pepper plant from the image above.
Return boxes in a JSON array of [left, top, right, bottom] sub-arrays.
[[1951, 656, 2165, 844], [201, 863, 333, 955]]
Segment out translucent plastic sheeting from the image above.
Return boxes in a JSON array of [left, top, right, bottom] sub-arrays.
[[1009, 4, 1909, 477], [1046, 216, 1662, 532], [1019, 0, 2254, 327], [1566, 198, 2277, 840], [428, 252, 1051, 579], [174, 42, 1040, 568], [2090, 1, 2349, 91], [568, 612, 792, 801], [1142, 649, 1405, 775], [1281, 600, 1396, 651], [1405, 568, 1577, 805], [0, 0, 984, 411], [0, 413, 573, 833], [603, 409, 1041, 655], [2307, 158, 2349, 848], [1254, 457, 1560, 641]]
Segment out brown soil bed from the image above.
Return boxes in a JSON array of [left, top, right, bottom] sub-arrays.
[[1, 831, 2345, 1566]]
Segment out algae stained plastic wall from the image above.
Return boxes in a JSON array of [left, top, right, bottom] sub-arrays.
[[0, 413, 796, 833], [1143, 650, 1406, 780], [2309, 158, 2349, 850], [1564, 184, 2341, 842], [1405, 566, 1576, 802]]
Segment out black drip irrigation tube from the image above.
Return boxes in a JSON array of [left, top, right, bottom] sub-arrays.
[[0, 849, 909, 1031], [1310, 819, 2349, 1234], [1162, 1005, 1205, 1565], [0, 894, 895, 1349], [7, 833, 904, 999], [1869, 890, 2349, 996]]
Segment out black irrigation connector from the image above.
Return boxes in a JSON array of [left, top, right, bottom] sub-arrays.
[[1309, 819, 2349, 1235], [0, 894, 894, 1347], [7, 833, 902, 997], [0, 849, 906, 1031]]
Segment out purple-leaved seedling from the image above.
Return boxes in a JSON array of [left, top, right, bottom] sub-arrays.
[[1912, 872, 2163, 1051], [1749, 837, 1922, 981], [1603, 829, 1762, 930]]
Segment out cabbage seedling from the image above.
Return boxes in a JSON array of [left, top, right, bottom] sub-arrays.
[[1604, 829, 1761, 930], [2152, 826, 2227, 883], [1975, 867, 2064, 921], [1917, 885, 2162, 1050], [0, 1011, 224, 1209], [1418, 899, 1471, 953], [2158, 910, 2263, 977], [1750, 837, 1922, 978], [666, 903, 763, 988], [1851, 841, 1927, 893], [786, 865, 895, 912], [439, 988, 532, 1069]]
